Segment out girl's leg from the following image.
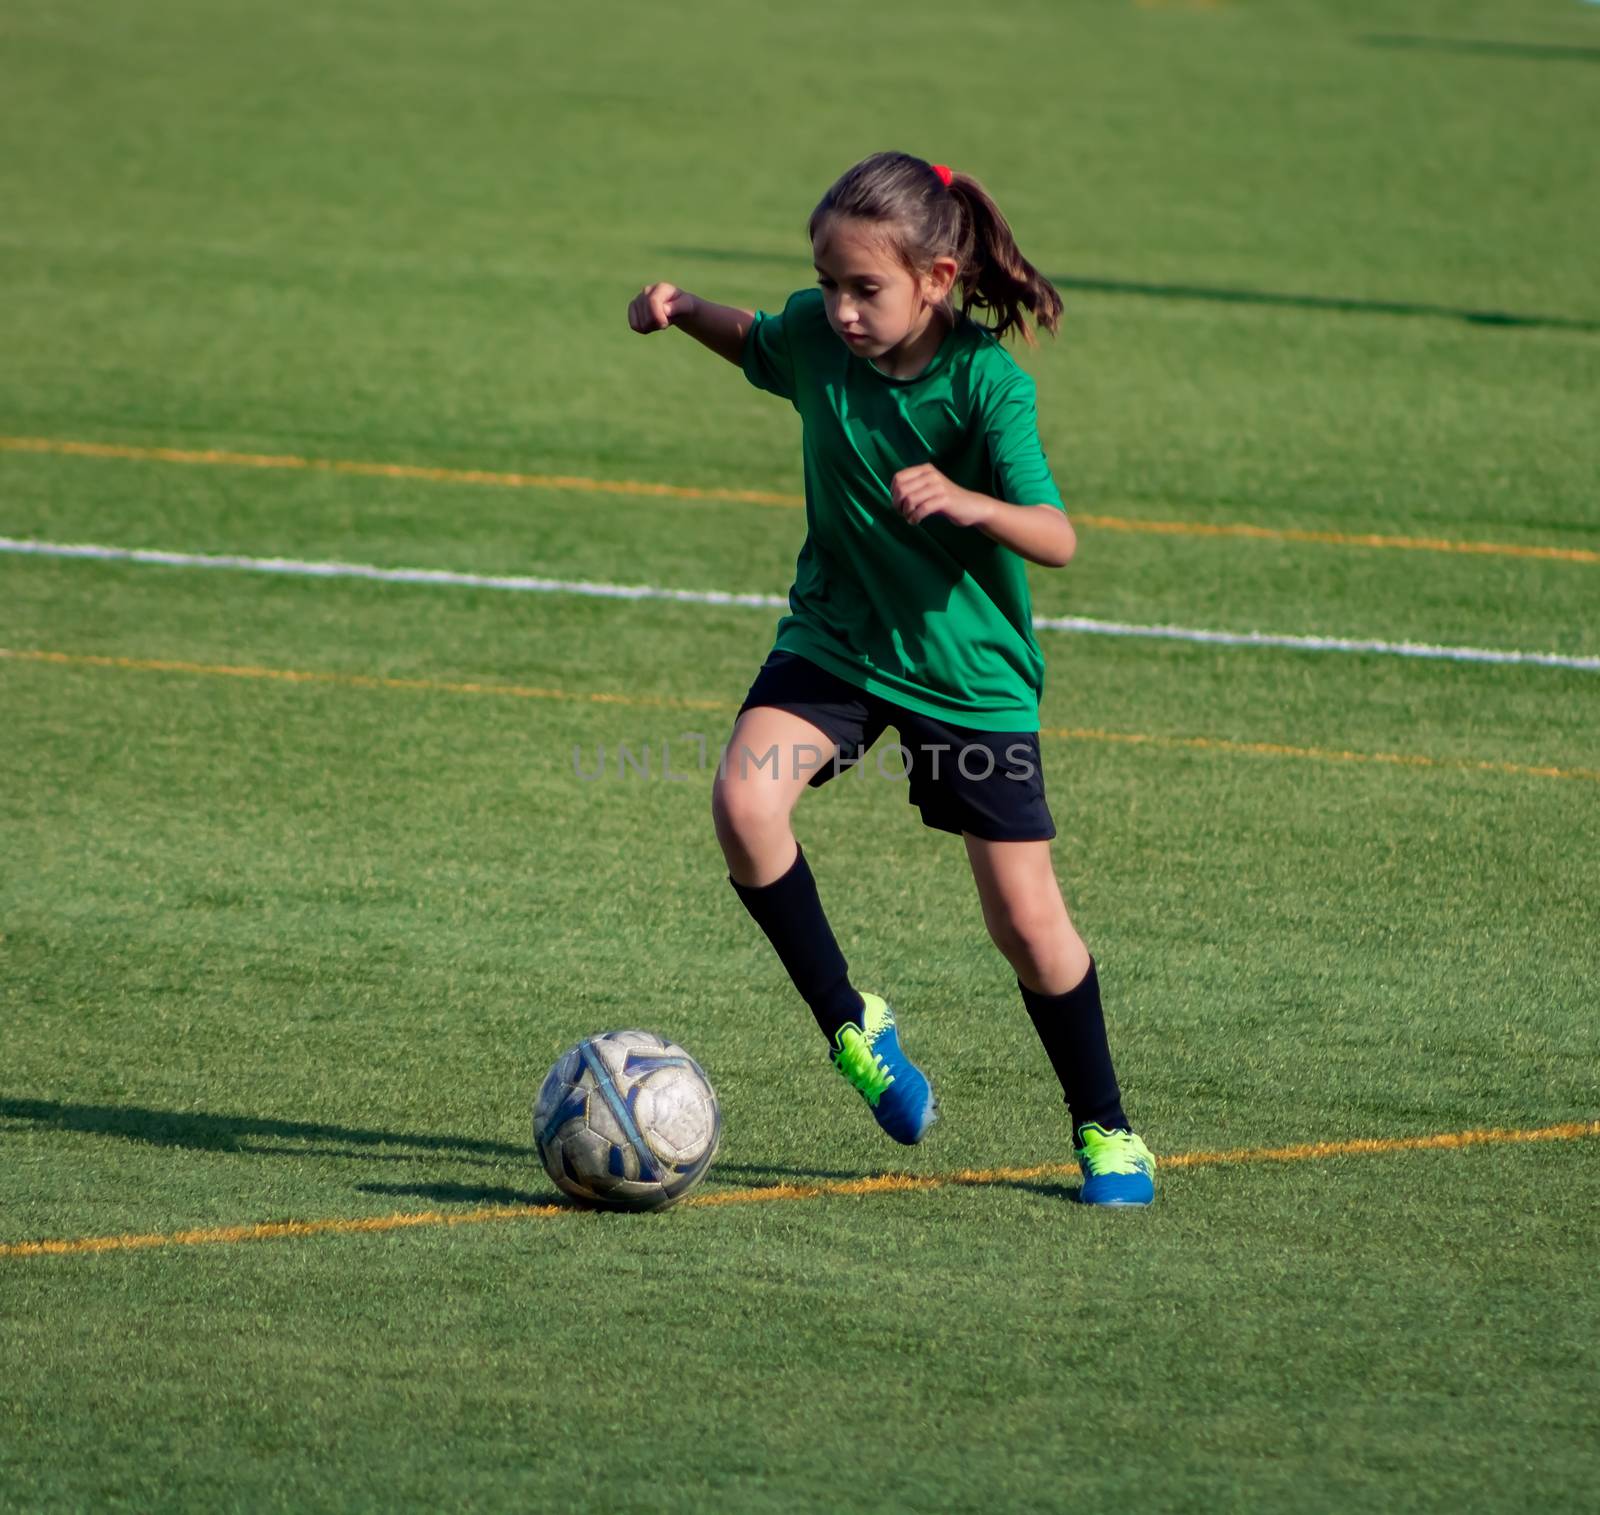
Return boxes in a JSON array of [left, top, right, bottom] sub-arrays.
[[963, 834, 1130, 1135], [712, 706, 864, 1039], [715, 705, 933, 1142]]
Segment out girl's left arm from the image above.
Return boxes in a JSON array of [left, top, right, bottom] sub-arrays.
[[890, 465, 1076, 568]]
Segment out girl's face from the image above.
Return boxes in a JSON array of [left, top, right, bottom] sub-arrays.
[[812, 217, 958, 359]]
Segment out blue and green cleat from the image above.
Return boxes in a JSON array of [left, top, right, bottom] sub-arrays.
[[1075, 1123, 1156, 1206], [830, 993, 936, 1145]]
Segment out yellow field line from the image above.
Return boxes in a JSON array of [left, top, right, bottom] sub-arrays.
[[1070, 514, 1600, 566], [0, 647, 733, 714], [5, 646, 1596, 784], [1040, 724, 1600, 785], [0, 434, 799, 509], [4, 1119, 1595, 1260], [3, 433, 1595, 566]]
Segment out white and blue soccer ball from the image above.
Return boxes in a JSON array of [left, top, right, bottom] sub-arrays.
[[533, 1030, 720, 1211]]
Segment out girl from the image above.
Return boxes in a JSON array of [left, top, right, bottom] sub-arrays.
[[627, 151, 1155, 1205]]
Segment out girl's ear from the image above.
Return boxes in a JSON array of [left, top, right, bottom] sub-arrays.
[[923, 255, 960, 303]]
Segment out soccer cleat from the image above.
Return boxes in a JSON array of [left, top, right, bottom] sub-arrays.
[[1075, 1123, 1156, 1206], [830, 993, 936, 1145]]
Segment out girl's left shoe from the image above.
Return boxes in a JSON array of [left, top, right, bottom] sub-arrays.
[[830, 993, 936, 1145], [1075, 1123, 1156, 1206]]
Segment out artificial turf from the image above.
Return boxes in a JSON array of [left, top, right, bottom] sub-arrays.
[[2, 0, 1597, 1509]]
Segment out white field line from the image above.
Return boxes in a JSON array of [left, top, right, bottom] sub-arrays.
[[3, 536, 1598, 674], [1030, 613, 1599, 670]]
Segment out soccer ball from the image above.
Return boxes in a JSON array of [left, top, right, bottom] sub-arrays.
[[533, 1030, 720, 1211]]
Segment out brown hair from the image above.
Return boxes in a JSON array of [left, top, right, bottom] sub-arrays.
[[807, 150, 1063, 346]]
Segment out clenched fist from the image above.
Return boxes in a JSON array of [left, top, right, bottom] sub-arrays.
[[890, 465, 995, 529], [628, 282, 699, 333]]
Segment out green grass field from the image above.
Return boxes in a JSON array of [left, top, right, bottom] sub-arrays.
[[3, 0, 1598, 1509]]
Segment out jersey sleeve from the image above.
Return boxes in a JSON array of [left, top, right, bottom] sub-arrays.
[[741, 300, 799, 404], [982, 370, 1065, 510]]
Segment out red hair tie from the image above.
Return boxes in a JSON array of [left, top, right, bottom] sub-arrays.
[[932, 163, 953, 188]]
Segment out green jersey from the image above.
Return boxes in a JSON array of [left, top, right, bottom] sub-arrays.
[[741, 287, 1065, 732]]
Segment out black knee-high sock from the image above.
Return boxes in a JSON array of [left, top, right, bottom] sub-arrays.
[[729, 845, 864, 1042], [1018, 960, 1131, 1136]]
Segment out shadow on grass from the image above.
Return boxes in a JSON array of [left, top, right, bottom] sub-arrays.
[[713, 1164, 1090, 1204], [0, 1096, 530, 1163], [4, 1098, 1101, 1208], [357, 1170, 1092, 1210], [710, 1161, 873, 1187], [657, 246, 1600, 335], [355, 1180, 557, 1208], [1004, 1180, 1084, 1206], [1362, 34, 1600, 63]]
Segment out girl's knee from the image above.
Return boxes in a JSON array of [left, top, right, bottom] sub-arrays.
[[985, 895, 1075, 971], [711, 769, 793, 845]]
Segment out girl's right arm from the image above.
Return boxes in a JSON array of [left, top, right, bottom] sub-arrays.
[[627, 283, 754, 366]]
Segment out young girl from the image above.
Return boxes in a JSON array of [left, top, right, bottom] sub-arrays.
[[627, 150, 1155, 1205]]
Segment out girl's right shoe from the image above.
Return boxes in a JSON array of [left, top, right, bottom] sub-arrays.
[[830, 993, 936, 1145]]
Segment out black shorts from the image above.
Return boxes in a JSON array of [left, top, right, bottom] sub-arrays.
[[736, 650, 1055, 843]]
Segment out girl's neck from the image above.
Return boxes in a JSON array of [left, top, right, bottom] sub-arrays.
[[870, 302, 953, 380]]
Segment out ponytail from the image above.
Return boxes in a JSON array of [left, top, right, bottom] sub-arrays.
[[946, 172, 1063, 346]]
